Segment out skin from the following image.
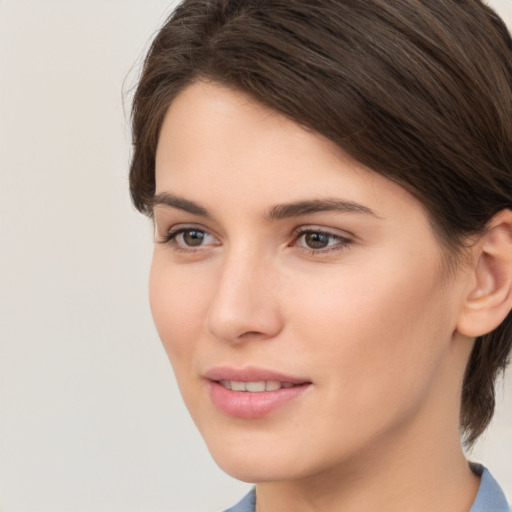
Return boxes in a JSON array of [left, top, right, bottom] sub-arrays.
[[150, 81, 482, 512]]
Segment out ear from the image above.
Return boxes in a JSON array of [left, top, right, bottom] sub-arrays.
[[457, 209, 512, 338]]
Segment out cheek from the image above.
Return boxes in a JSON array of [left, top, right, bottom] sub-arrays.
[[148, 254, 210, 369], [287, 251, 453, 405]]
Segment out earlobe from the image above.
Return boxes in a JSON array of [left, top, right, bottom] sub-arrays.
[[457, 209, 512, 338]]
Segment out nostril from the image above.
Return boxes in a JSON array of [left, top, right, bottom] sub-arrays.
[[239, 330, 264, 339]]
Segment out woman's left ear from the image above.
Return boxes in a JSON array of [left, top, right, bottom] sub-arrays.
[[457, 209, 512, 338]]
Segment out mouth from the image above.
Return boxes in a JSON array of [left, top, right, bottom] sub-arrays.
[[217, 380, 299, 392], [204, 367, 312, 419]]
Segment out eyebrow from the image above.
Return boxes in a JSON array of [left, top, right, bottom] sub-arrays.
[[266, 199, 378, 220], [152, 192, 210, 217], [152, 192, 377, 220]]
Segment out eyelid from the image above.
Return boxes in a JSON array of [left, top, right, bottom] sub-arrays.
[[291, 226, 355, 254], [292, 224, 354, 240], [157, 223, 220, 252]]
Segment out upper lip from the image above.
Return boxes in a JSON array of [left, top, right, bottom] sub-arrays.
[[204, 366, 311, 384]]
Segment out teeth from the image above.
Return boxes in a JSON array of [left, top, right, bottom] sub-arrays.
[[265, 380, 281, 391], [245, 381, 266, 392], [218, 380, 297, 392], [231, 381, 246, 391]]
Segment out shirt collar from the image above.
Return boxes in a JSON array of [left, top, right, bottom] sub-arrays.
[[469, 464, 510, 512]]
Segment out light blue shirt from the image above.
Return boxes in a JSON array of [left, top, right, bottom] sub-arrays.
[[223, 466, 509, 512], [470, 465, 510, 512]]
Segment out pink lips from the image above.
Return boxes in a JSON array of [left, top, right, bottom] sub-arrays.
[[205, 366, 311, 419]]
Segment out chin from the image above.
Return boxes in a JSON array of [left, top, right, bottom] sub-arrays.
[[202, 427, 349, 485], [199, 428, 300, 482], [205, 440, 270, 482], [211, 451, 303, 483]]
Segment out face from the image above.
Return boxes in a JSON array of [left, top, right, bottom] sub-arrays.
[[150, 82, 470, 484]]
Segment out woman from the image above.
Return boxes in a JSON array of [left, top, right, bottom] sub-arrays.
[[129, 1, 512, 510]]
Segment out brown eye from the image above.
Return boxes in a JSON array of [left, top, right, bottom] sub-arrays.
[[294, 229, 353, 254], [303, 232, 330, 249], [161, 227, 217, 251], [182, 229, 207, 246]]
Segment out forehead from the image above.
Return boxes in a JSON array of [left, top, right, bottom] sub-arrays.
[[155, 82, 422, 218], [155, 81, 333, 177], [156, 82, 370, 193]]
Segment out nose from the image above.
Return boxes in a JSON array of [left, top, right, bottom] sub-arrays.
[[206, 251, 284, 344]]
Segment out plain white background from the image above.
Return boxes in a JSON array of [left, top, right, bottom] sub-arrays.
[[0, 1, 511, 511]]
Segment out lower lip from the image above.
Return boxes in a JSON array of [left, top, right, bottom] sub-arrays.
[[208, 381, 310, 419]]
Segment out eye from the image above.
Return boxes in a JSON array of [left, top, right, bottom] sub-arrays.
[[301, 232, 333, 250], [294, 228, 352, 254], [178, 229, 209, 247], [159, 226, 218, 252]]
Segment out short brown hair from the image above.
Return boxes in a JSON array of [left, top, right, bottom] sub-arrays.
[[129, 0, 512, 446]]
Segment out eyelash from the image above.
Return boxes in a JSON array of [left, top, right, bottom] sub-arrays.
[[292, 228, 353, 255], [158, 226, 353, 255], [158, 226, 217, 253]]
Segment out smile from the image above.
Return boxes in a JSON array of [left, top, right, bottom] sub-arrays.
[[218, 380, 298, 392], [205, 367, 312, 419]]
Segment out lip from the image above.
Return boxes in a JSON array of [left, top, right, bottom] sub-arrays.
[[204, 366, 312, 419], [204, 366, 309, 384]]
